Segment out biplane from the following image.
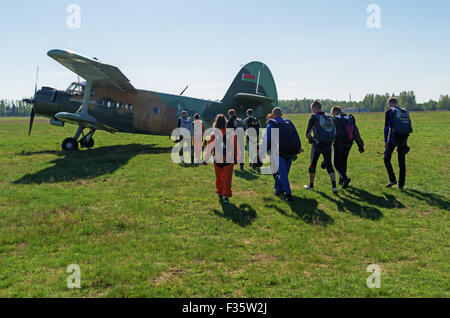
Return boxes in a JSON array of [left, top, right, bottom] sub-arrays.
[[23, 49, 278, 151]]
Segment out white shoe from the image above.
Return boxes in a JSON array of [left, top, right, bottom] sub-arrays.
[[304, 185, 314, 191]]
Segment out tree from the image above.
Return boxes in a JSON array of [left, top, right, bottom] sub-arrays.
[[0, 100, 5, 117], [438, 95, 450, 110], [398, 91, 417, 110]]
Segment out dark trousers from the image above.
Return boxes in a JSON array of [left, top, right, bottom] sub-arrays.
[[310, 143, 334, 174], [384, 136, 409, 187], [334, 143, 352, 181]]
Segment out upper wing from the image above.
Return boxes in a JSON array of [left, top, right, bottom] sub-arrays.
[[47, 49, 136, 92]]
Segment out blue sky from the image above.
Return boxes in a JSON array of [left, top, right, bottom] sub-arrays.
[[0, 0, 449, 102]]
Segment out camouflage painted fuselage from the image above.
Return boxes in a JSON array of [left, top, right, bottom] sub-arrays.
[[32, 61, 278, 136]]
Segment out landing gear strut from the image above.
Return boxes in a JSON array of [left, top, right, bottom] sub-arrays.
[[79, 128, 95, 149], [61, 126, 96, 151]]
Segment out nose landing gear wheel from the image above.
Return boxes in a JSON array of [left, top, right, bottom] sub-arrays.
[[62, 138, 79, 151]]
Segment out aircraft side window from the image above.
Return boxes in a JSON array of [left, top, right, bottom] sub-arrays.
[[106, 100, 114, 109], [125, 104, 132, 111], [98, 98, 106, 108]]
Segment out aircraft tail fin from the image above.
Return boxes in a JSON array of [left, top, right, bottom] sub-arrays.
[[221, 62, 278, 116]]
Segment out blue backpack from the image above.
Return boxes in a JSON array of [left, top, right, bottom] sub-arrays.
[[269, 119, 301, 156], [314, 113, 336, 143], [392, 108, 413, 136], [335, 114, 356, 144]]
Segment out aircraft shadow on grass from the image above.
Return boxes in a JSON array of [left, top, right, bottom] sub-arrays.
[[402, 189, 449, 211], [316, 191, 384, 221], [14, 144, 172, 184], [265, 196, 335, 227], [213, 203, 257, 227]]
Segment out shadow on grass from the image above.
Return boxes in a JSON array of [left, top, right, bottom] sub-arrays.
[[317, 191, 384, 220], [346, 186, 404, 209], [14, 144, 172, 184], [18, 150, 61, 156], [213, 203, 257, 227], [234, 169, 259, 181], [265, 196, 334, 226], [403, 189, 449, 211], [178, 162, 204, 168]]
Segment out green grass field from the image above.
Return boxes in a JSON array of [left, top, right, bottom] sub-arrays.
[[0, 112, 448, 297]]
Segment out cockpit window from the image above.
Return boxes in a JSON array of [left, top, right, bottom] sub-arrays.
[[66, 82, 94, 97]]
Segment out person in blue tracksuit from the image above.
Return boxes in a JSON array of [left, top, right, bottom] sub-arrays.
[[260, 107, 301, 202]]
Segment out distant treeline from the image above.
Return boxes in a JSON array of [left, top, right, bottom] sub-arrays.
[[0, 99, 32, 117], [279, 91, 450, 114], [1, 91, 449, 117]]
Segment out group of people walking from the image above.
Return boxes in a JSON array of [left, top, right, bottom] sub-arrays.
[[177, 97, 413, 204]]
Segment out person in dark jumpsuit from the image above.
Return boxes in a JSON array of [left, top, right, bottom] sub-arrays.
[[384, 97, 411, 190]]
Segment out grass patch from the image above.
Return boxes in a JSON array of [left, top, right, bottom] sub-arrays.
[[0, 112, 448, 297]]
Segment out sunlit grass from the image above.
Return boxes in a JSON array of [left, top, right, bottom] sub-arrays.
[[0, 112, 448, 297]]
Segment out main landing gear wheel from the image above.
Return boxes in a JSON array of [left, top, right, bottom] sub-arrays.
[[62, 138, 79, 151], [80, 137, 94, 148]]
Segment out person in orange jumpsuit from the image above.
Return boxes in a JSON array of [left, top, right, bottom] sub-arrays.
[[205, 114, 240, 204]]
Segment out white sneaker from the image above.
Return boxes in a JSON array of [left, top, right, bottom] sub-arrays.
[[304, 185, 314, 191]]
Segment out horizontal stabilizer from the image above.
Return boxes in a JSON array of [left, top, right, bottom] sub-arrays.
[[234, 93, 274, 104]]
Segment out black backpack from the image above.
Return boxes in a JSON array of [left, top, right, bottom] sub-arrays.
[[269, 119, 301, 156], [392, 108, 413, 136], [335, 114, 356, 144], [246, 116, 260, 130]]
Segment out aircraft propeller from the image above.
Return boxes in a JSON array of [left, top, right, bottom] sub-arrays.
[[22, 66, 39, 136]]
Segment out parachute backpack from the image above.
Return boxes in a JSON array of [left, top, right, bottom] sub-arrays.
[[336, 114, 356, 144], [234, 118, 245, 129], [247, 116, 260, 129], [392, 108, 413, 136], [314, 113, 336, 143], [269, 119, 301, 156]]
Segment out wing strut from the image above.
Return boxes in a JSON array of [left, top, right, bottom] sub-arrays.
[[81, 80, 92, 115]]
